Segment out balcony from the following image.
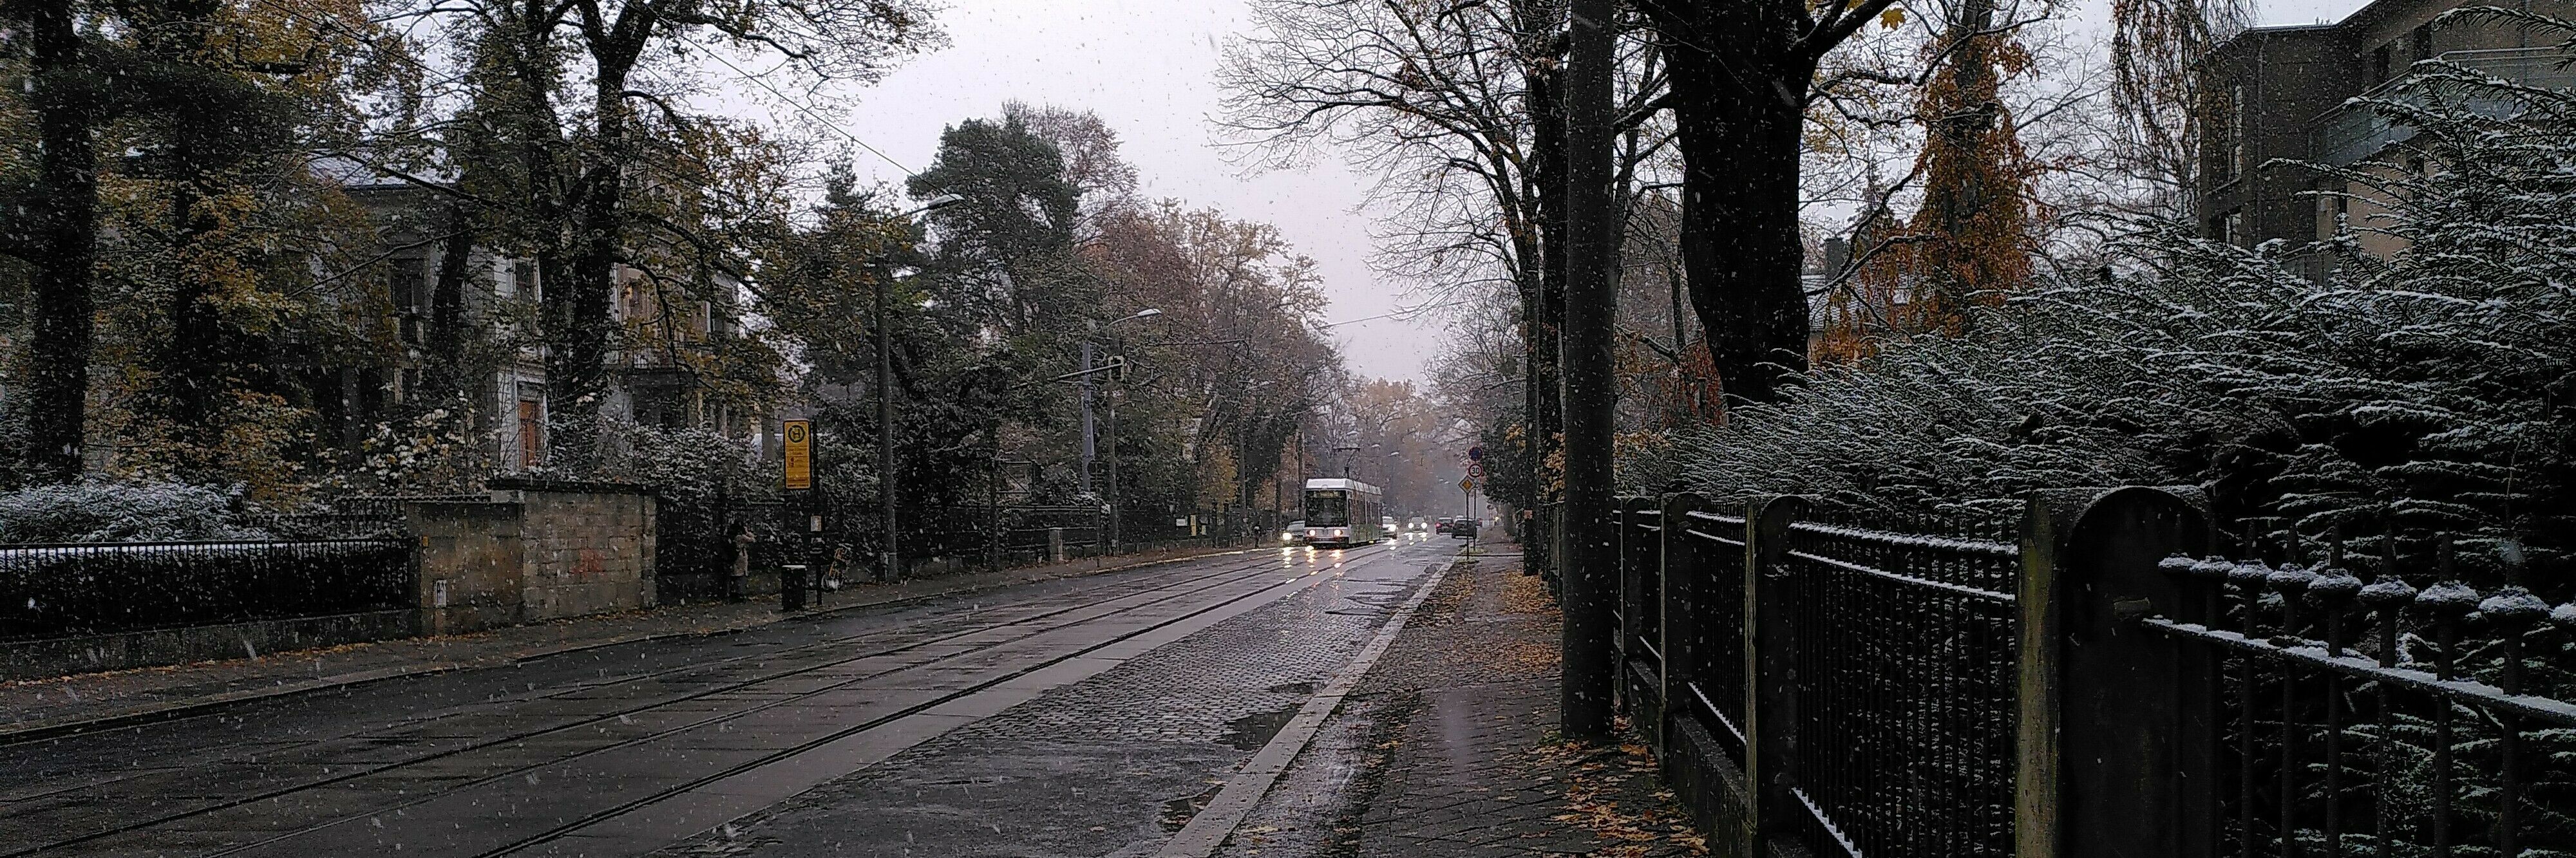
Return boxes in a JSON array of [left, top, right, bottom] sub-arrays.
[[2309, 46, 2576, 167]]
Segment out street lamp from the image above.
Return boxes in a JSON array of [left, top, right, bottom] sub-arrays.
[[875, 192, 964, 583], [1079, 309, 1161, 497], [1090, 307, 1162, 553]]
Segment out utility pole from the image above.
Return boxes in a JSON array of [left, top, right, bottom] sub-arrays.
[[876, 265, 900, 583], [1078, 341, 1096, 496], [1105, 390, 1121, 552], [865, 194, 959, 584], [1558, 0, 1619, 741]]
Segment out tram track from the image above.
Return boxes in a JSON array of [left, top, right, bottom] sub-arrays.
[[3, 543, 1399, 858], [0, 552, 1271, 813], [0, 545, 1312, 805]]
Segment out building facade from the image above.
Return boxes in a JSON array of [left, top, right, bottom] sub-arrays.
[[2198, 0, 2576, 274]]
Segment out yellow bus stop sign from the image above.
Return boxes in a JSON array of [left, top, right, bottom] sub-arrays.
[[783, 420, 812, 490]]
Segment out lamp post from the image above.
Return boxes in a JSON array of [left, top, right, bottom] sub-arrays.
[[1081, 308, 1162, 499], [875, 194, 961, 583], [1089, 308, 1161, 553]]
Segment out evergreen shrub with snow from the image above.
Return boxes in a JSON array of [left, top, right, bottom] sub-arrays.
[[0, 480, 274, 544], [1660, 19, 2576, 582]]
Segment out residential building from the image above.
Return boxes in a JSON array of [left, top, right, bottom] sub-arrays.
[[2197, 0, 2576, 275], [325, 159, 776, 474]]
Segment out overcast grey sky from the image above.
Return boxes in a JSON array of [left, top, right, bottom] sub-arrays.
[[811, 0, 2374, 384], [817, 0, 1439, 384]]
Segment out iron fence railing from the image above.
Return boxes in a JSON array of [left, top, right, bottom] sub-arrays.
[[0, 539, 416, 641], [247, 494, 486, 540], [2145, 545, 2576, 857], [1782, 512, 2020, 858], [1611, 488, 2576, 858], [1616, 495, 2023, 858]]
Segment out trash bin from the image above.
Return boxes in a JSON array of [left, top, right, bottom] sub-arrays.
[[781, 564, 808, 611]]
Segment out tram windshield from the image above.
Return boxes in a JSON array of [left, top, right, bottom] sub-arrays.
[[1303, 490, 1347, 527]]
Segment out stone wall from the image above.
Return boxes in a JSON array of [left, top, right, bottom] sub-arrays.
[[515, 488, 657, 620], [410, 480, 658, 635], [408, 501, 526, 636]]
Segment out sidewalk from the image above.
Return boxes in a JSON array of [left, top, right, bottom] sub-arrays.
[[0, 541, 1253, 743], [1218, 541, 1706, 857]]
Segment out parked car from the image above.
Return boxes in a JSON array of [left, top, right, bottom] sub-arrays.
[[1450, 517, 1479, 539], [1279, 520, 1306, 545]]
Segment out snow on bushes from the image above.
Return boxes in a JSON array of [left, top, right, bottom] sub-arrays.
[[0, 480, 274, 543], [1660, 22, 2576, 577]]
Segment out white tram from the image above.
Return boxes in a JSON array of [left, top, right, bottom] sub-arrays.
[[1301, 478, 1386, 546]]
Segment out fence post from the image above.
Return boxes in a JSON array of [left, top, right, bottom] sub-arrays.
[[1657, 492, 1703, 764], [1743, 494, 1805, 855], [1616, 496, 1649, 721], [2015, 487, 2212, 858]]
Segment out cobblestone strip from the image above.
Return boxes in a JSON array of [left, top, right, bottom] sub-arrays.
[[1153, 556, 1459, 858]]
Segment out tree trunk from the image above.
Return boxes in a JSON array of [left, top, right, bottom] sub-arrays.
[[424, 201, 477, 412], [544, 31, 643, 471], [156, 181, 230, 464], [1668, 40, 1815, 406], [1526, 42, 1569, 577], [1558, 0, 1619, 741], [21, 0, 99, 483]]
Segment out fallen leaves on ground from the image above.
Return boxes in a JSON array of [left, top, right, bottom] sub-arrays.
[[1526, 717, 1709, 856]]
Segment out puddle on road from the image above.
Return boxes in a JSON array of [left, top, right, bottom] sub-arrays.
[[1221, 703, 1302, 751]]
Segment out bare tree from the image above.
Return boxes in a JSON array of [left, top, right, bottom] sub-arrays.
[[2110, 0, 2251, 217], [1219, 0, 1667, 572]]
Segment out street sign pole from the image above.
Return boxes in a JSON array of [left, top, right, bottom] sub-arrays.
[[781, 420, 815, 610], [1463, 444, 1485, 557]]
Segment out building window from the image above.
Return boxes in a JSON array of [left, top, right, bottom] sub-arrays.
[[2411, 23, 2433, 62], [512, 261, 538, 301], [2371, 44, 2392, 85], [390, 257, 427, 345], [2231, 84, 2248, 181], [517, 397, 544, 467], [2223, 210, 2245, 247], [2208, 86, 2240, 185]]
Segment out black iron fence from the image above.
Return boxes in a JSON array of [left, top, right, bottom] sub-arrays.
[[907, 505, 1104, 562], [2143, 542, 2576, 857], [0, 539, 416, 641], [248, 493, 484, 539], [1623, 494, 2020, 857], [1611, 487, 2576, 858]]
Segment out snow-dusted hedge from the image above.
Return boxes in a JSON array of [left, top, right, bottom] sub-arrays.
[[0, 480, 275, 544], [1660, 35, 2576, 574]]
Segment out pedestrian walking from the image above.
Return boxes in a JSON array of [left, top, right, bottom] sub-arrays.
[[727, 521, 756, 602]]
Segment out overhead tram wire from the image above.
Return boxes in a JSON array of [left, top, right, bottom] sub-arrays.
[[1312, 299, 1476, 330], [672, 32, 917, 178]]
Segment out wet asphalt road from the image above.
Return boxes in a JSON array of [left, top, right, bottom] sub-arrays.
[[0, 537, 1451, 858]]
